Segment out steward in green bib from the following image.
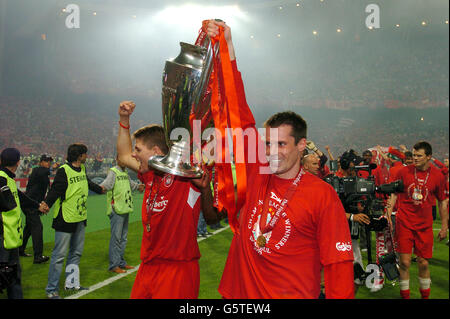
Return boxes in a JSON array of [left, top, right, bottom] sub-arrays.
[[100, 158, 143, 274], [53, 163, 89, 223], [0, 169, 23, 250], [42, 143, 105, 299], [1, 147, 45, 299], [106, 166, 134, 216]]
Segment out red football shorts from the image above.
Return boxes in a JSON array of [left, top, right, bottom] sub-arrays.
[[395, 219, 434, 259], [130, 259, 200, 299]]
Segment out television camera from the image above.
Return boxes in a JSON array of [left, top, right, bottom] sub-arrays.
[[326, 153, 404, 282]]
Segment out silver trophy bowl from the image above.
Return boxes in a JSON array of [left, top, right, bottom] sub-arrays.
[[148, 39, 216, 178]]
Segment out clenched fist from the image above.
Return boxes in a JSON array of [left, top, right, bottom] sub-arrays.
[[119, 100, 136, 118]]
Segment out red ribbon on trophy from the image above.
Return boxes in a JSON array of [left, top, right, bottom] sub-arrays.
[[194, 20, 247, 235]]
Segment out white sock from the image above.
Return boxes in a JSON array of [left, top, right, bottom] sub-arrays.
[[399, 279, 410, 291], [418, 277, 431, 290]]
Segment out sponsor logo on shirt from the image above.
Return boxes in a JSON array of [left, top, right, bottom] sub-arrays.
[[336, 241, 352, 252], [153, 196, 168, 213]]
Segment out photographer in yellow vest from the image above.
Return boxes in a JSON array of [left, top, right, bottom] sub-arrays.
[[42, 144, 105, 299], [100, 155, 144, 274], [0, 148, 48, 299]]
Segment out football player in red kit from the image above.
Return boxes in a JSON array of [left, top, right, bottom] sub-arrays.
[[205, 20, 354, 299], [386, 141, 448, 299], [116, 102, 218, 299]]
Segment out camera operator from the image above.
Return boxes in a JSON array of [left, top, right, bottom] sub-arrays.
[[337, 151, 370, 288], [385, 141, 449, 299], [368, 146, 398, 292], [357, 150, 374, 179]]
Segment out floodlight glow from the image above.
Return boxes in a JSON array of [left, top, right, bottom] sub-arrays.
[[153, 4, 248, 30]]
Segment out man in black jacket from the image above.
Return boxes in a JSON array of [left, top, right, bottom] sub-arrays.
[[19, 154, 54, 263], [42, 143, 105, 299]]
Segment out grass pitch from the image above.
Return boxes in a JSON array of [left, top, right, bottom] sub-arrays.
[[2, 193, 448, 299]]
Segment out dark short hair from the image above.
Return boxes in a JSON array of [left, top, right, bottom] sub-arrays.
[[404, 151, 413, 158], [413, 141, 432, 156], [67, 143, 88, 163], [40, 154, 53, 162], [363, 150, 372, 157], [0, 148, 21, 167], [340, 149, 361, 170], [264, 111, 307, 144], [132, 124, 169, 155]]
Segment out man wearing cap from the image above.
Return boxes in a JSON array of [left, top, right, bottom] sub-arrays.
[[0, 148, 49, 298], [19, 154, 54, 264]]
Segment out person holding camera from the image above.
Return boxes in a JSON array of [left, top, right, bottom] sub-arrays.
[[336, 151, 371, 286], [0, 148, 49, 299], [386, 141, 448, 299]]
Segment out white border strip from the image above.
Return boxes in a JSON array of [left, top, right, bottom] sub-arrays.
[[65, 225, 231, 299]]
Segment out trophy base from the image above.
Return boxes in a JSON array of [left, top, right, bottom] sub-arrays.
[[148, 155, 203, 179]]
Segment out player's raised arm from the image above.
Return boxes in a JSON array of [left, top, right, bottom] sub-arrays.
[[117, 100, 140, 173]]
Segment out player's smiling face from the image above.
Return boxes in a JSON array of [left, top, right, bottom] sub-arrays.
[[265, 124, 306, 179]]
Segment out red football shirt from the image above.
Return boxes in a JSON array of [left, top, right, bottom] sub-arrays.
[[219, 167, 353, 298], [334, 169, 345, 177], [373, 162, 390, 186], [395, 164, 447, 230], [389, 162, 405, 183], [218, 61, 353, 299], [389, 163, 406, 211], [138, 171, 202, 263], [317, 164, 332, 179]]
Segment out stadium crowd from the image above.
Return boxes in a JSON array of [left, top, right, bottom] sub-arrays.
[[1, 95, 448, 175]]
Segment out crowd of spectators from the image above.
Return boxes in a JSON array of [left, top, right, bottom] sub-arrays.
[[0, 95, 116, 170], [1, 93, 448, 176]]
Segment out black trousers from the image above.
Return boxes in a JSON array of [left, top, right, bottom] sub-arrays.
[[0, 236, 23, 299], [20, 209, 44, 258]]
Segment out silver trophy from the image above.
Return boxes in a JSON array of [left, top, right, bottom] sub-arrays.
[[148, 31, 218, 178]]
